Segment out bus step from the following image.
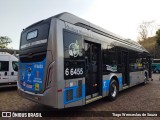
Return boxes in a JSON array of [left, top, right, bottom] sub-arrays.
[[122, 85, 129, 89], [86, 96, 102, 104]]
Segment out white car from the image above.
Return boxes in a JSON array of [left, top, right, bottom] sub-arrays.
[[0, 52, 18, 87]]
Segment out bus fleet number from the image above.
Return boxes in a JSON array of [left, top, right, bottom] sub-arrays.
[[65, 68, 83, 76]]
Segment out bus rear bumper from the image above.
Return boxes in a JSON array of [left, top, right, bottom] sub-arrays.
[[17, 86, 58, 108]]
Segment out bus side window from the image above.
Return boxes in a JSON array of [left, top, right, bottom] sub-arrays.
[[102, 44, 118, 73], [142, 57, 149, 70]]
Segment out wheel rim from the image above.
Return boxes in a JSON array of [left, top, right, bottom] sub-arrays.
[[144, 75, 146, 83], [111, 84, 117, 97]]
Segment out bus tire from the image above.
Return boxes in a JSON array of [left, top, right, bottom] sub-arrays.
[[108, 79, 119, 101]]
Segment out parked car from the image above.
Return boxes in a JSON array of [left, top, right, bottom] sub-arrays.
[[0, 52, 18, 87]]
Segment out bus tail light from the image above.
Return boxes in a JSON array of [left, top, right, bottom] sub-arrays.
[[46, 61, 55, 88], [57, 89, 62, 92]]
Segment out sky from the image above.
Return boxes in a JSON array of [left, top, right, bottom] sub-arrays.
[[0, 0, 160, 49]]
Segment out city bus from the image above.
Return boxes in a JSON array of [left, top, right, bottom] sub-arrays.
[[152, 59, 160, 73], [18, 12, 152, 109]]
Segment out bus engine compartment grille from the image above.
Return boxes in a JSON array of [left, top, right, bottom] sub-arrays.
[[64, 80, 84, 104], [76, 80, 82, 98], [66, 89, 73, 101]]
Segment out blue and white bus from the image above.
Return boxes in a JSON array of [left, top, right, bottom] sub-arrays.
[[18, 12, 152, 109], [152, 59, 160, 73]]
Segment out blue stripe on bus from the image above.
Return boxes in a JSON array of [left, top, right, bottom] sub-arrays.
[[103, 77, 122, 92], [118, 77, 122, 87], [102, 80, 110, 92], [64, 77, 122, 104], [64, 84, 85, 105]]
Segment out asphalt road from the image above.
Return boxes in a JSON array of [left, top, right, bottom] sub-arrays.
[[0, 74, 160, 120]]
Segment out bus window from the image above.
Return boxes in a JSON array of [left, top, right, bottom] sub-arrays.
[[102, 44, 117, 73], [20, 20, 50, 50], [129, 52, 143, 71], [63, 30, 83, 59]]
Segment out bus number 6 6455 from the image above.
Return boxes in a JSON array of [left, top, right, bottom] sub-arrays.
[[65, 68, 83, 76]]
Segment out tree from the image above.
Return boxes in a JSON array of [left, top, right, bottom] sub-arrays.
[[156, 29, 160, 46], [0, 36, 12, 48], [138, 21, 156, 41]]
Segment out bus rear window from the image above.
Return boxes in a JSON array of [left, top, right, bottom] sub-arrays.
[[20, 19, 51, 50], [27, 30, 38, 40]]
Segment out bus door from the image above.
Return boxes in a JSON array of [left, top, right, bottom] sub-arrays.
[[122, 51, 129, 86], [84, 41, 101, 98], [148, 57, 152, 78]]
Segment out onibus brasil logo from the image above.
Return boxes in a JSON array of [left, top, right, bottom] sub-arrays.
[[69, 40, 80, 57]]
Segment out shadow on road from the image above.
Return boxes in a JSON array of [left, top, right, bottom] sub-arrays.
[[0, 86, 17, 92]]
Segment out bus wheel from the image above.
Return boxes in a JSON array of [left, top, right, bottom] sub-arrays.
[[108, 79, 119, 101]]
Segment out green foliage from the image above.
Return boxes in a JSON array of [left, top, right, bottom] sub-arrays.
[[156, 29, 160, 46], [139, 36, 160, 58], [0, 36, 12, 48]]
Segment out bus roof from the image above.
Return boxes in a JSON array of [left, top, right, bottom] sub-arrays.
[[54, 12, 148, 53], [23, 12, 149, 54]]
